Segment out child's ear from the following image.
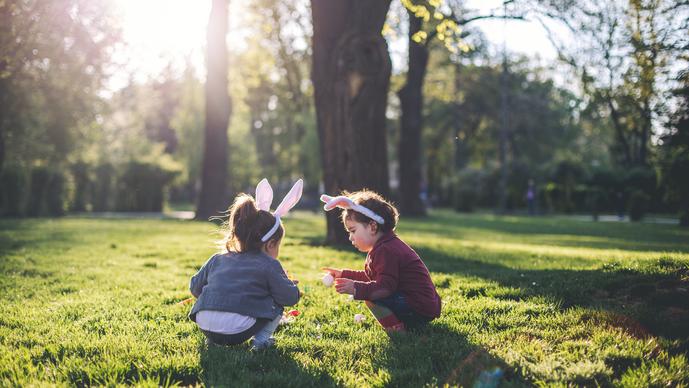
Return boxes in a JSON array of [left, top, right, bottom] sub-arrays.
[[269, 239, 279, 249], [369, 220, 379, 234]]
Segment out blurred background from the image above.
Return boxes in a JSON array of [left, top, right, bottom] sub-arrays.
[[0, 0, 687, 229]]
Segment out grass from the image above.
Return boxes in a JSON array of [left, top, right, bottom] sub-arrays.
[[0, 210, 688, 387]]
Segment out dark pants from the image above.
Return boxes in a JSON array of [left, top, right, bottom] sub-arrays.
[[374, 292, 433, 330], [201, 318, 270, 346]]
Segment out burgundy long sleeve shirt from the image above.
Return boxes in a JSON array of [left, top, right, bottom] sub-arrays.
[[342, 232, 442, 319]]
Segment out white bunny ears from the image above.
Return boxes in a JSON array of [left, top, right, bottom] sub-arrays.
[[320, 194, 385, 225], [256, 178, 303, 242]]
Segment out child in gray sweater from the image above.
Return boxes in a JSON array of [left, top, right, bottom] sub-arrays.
[[189, 179, 302, 350]]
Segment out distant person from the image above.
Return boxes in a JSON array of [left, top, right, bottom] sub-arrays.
[[188, 179, 302, 350], [526, 179, 536, 215], [321, 190, 442, 333]]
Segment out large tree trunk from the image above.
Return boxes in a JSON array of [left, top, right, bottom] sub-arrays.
[[397, 10, 428, 217], [311, 0, 392, 244], [196, 0, 231, 220]]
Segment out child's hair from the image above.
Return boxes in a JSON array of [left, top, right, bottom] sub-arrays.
[[340, 190, 399, 233], [223, 194, 284, 252]]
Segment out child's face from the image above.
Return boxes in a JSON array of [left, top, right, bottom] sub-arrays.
[[344, 218, 380, 253]]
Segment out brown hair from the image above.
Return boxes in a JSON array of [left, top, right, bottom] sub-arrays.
[[340, 190, 399, 233], [223, 194, 284, 253]]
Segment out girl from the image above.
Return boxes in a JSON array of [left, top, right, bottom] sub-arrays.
[[189, 179, 302, 350], [321, 190, 441, 333]]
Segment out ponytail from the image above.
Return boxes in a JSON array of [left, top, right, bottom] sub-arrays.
[[224, 194, 284, 253]]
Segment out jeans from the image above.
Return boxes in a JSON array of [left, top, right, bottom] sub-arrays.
[[202, 314, 281, 347], [374, 292, 433, 330]]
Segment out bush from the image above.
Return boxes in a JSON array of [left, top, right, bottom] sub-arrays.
[[116, 160, 180, 212], [628, 190, 651, 222], [26, 166, 67, 217], [453, 168, 484, 213], [0, 165, 28, 217], [624, 166, 657, 194], [549, 160, 586, 213], [70, 162, 91, 212], [92, 163, 115, 212]]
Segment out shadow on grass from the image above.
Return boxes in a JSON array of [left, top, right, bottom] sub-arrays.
[[402, 211, 689, 253], [198, 337, 336, 387], [417, 246, 689, 341], [378, 323, 528, 387]]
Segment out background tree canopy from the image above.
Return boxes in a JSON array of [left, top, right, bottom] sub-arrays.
[[0, 0, 687, 226]]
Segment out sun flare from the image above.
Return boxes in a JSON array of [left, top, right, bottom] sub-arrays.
[[113, 0, 211, 75]]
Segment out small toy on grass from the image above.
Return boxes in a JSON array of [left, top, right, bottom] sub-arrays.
[[354, 314, 366, 323], [322, 273, 334, 287], [280, 309, 301, 325]]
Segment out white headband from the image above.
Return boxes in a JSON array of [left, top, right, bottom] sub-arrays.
[[255, 178, 303, 242], [320, 194, 385, 225]]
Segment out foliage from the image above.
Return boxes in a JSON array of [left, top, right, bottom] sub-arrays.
[[115, 153, 181, 212], [628, 189, 650, 222], [422, 51, 591, 211], [0, 212, 688, 386], [0, 164, 28, 217], [533, 0, 688, 167], [0, 0, 121, 169], [26, 166, 68, 217]]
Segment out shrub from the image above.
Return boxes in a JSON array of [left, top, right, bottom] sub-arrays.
[[453, 168, 484, 213], [628, 190, 651, 222], [27, 166, 67, 217], [116, 159, 180, 212], [92, 163, 115, 212], [0, 165, 28, 217], [70, 162, 91, 212]]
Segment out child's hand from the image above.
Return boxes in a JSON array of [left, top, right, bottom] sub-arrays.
[[321, 267, 343, 278], [334, 278, 355, 295]]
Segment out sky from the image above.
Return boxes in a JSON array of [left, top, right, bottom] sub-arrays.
[[110, 0, 566, 88]]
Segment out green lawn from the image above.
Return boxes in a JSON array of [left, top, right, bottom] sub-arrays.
[[1, 210, 688, 387]]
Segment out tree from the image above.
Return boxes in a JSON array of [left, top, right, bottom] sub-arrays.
[[535, 0, 688, 167], [397, 5, 430, 216], [240, 0, 318, 187], [311, 0, 393, 244], [0, 0, 120, 172], [660, 70, 689, 226], [395, 0, 522, 216], [196, 0, 232, 220]]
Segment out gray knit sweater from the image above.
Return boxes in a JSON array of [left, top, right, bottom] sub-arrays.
[[188, 251, 300, 321]]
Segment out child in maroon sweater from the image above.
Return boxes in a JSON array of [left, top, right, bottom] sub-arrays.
[[321, 190, 441, 333]]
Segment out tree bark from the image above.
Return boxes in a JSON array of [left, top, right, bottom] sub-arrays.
[[311, 0, 392, 244], [397, 10, 428, 217], [196, 0, 231, 220]]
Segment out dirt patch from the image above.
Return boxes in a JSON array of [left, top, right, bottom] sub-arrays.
[[582, 311, 652, 339]]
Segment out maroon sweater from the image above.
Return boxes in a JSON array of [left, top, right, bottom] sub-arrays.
[[341, 232, 441, 318]]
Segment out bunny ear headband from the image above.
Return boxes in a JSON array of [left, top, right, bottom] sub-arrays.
[[256, 178, 303, 242], [319, 194, 385, 225]]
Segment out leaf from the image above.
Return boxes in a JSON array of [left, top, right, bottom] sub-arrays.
[[412, 30, 427, 43]]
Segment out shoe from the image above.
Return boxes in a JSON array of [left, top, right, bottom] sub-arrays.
[[250, 337, 275, 351]]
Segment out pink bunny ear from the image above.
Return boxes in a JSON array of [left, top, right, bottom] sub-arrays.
[[274, 179, 304, 217], [320, 194, 335, 209], [255, 179, 273, 211], [319, 193, 385, 224], [321, 195, 355, 211]]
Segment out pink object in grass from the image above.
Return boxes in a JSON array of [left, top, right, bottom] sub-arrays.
[[287, 309, 300, 317], [354, 314, 366, 323]]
